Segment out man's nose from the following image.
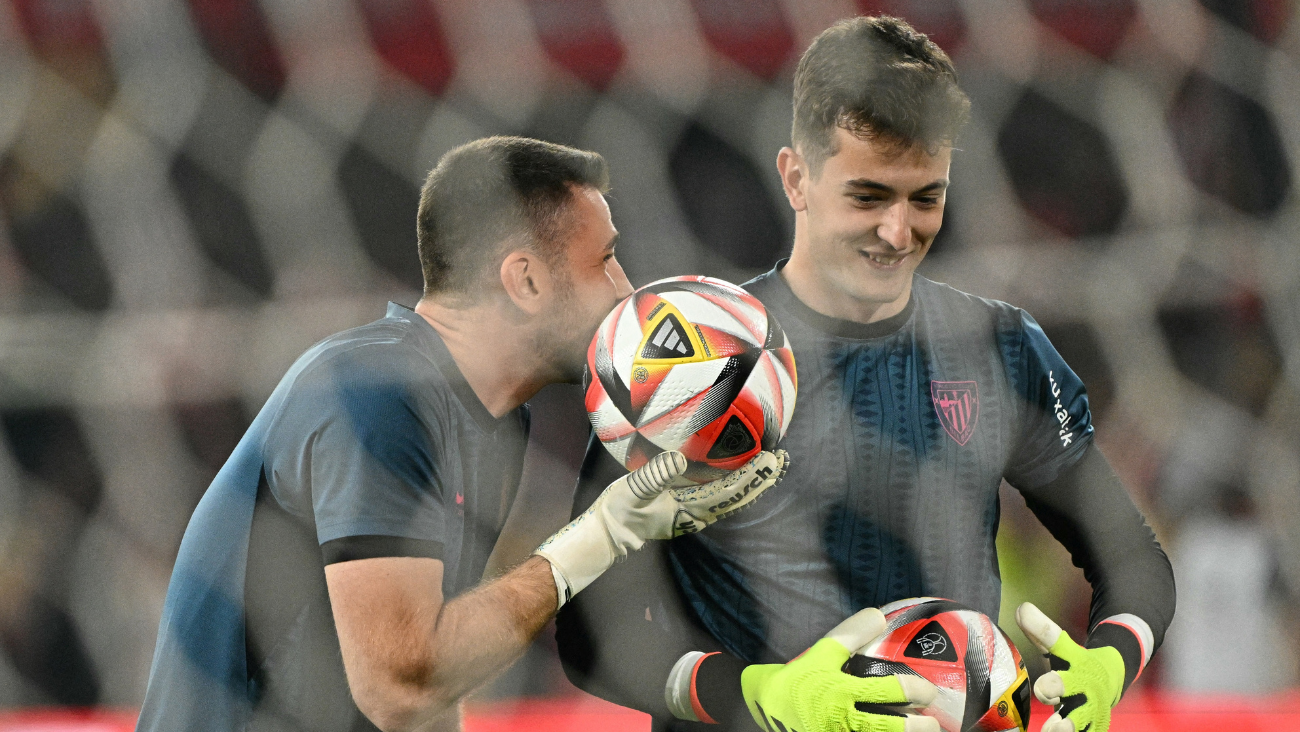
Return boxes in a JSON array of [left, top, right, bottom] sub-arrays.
[[609, 258, 634, 299], [878, 202, 910, 251]]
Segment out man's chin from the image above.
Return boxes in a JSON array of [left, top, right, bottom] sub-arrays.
[[851, 266, 914, 299], [551, 340, 592, 386], [839, 280, 904, 307], [557, 362, 586, 386]]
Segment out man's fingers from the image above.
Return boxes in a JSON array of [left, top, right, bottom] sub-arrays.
[[626, 451, 688, 499], [772, 448, 790, 474], [843, 673, 935, 707], [824, 607, 887, 652], [848, 707, 940, 732], [897, 675, 937, 708], [846, 676, 907, 706], [1033, 670, 1065, 706], [1015, 602, 1062, 653], [1039, 712, 1077, 732], [671, 450, 788, 532]]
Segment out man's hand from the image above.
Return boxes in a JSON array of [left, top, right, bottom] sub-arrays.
[[667, 449, 789, 535], [1016, 603, 1126, 732], [741, 608, 939, 732], [535, 449, 788, 608]]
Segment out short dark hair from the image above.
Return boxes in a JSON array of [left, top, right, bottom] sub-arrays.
[[792, 16, 971, 170], [417, 136, 609, 297]]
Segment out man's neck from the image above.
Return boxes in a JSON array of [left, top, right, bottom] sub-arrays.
[[414, 298, 550, 418], [781, 248, 912, 325]]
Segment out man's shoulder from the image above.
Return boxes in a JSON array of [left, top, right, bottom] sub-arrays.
[[293, 314, 443, 386], [912, 275, 1030, 334], [266, 312, 458, 436], [740, 267, 782, 301], [913, 275, 1021, 317], [741, 267, 1024, 318]]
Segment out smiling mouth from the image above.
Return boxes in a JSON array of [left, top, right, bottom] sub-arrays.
[[862, 250, 908, 268]]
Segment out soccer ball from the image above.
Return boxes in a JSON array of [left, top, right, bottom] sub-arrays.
[[844, 598, 1031, 732], [585, 276, 796, 484]]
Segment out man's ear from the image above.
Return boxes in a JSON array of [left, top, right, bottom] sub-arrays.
[[777, 147, 809, 212], [500, 249, 549, 316]]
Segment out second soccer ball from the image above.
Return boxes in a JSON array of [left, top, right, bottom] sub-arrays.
[[845, 597, 1032, 732]]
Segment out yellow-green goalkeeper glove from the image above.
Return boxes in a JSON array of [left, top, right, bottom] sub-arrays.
[[740, 608, 939, 732], [1016, 603, 1126, 732]]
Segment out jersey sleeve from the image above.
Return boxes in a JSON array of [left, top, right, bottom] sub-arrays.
[[1019, 444, 1175, 690], [285, 345, 449, 558], [1003, 309, 1094, 490]]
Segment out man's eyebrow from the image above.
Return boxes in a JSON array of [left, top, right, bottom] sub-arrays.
[[843, 179, 949, 195], [604, 233, 620, 251], [844, 179, 894, 193]]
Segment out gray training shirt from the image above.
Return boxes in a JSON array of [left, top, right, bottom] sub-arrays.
[[136, 302, 528, 732]]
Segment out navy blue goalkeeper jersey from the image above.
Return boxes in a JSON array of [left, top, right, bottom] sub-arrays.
[[662, 264, 1093, 663]]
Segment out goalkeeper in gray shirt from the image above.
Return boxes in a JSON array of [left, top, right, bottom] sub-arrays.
[[557, 16, 1175, 732]]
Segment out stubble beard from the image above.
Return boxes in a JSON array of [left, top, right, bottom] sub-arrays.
[[534, 277, 593, 385]]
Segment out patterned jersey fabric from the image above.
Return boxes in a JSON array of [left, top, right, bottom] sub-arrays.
[[645, 264, 1094, 663]]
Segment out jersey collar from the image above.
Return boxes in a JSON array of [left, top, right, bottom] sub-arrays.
[[385, 301, 504, 432], [746, 259, 916, 340]]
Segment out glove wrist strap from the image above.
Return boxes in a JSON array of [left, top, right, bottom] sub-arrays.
[[1087, 616, 1152, 695], [532, 505, 617, 610], [666, 651, 714, 722], [666, 650, 751, 726], [546, 560, 572, 611]]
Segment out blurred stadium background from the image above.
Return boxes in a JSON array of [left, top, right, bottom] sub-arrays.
[[0, 0, 1298, 729]]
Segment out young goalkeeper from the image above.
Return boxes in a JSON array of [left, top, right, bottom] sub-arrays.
[[556, 17, 1175, 732]]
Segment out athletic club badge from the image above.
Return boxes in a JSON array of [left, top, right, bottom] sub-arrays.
[[931, 381, 979, 446]]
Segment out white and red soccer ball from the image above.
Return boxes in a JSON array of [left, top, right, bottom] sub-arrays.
[[846, 598, 1031, 732], [585, 276, 796, 484]]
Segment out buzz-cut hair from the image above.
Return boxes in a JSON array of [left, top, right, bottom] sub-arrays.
[[416, 136, 609, 298], [792, 16, 971, 172]]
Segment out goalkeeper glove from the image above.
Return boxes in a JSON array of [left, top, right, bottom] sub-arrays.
[[1016, 602, 1125, 732], [741, 608, 940, 732], [535, 449, 788, 610]]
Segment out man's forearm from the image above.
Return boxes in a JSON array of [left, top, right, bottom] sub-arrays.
[[1017, 443, 1175, 689], [423, 556, 557, 709], [358, 556, 559, 732]]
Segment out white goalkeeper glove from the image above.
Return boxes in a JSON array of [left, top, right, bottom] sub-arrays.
[[534, 449, 788, 610]]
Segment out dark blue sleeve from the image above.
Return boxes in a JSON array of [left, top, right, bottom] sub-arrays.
[[288, 348, 448, 549], [1003, 309, 1094, 489]]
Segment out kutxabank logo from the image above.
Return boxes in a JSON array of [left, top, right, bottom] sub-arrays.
[[931, 381, 979, 446]]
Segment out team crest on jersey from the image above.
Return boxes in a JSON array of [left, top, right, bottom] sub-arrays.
[[931, 381, 979, 446]]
